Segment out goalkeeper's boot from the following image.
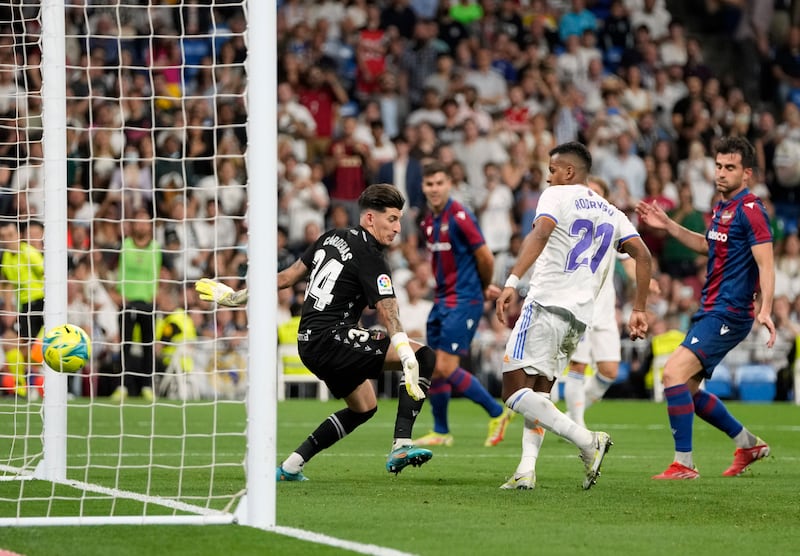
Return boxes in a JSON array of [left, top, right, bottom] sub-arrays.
[[276, 466, 308, 482], [652, 461, 700, 480], [485, 407, 514, 446], [722, 438, 770, 477], [579, 431, 612, 490], [413, 431, 454, 447], [386, 445, 433, 475], [499, 470, 535, 490]]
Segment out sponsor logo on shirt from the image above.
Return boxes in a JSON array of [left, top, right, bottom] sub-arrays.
[[428, 241, 452, 252], [707, 230, 728, 242]]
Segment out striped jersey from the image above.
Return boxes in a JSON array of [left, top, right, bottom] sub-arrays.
[[700, 189, 772, 320], [526, 184, 640, 327], [423, 198, 486, 308]]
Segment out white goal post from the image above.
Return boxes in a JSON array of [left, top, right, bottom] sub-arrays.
[[0, 0, 276, 529]]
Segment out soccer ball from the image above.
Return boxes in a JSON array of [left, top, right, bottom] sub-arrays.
[[42, 324, 92, 373]]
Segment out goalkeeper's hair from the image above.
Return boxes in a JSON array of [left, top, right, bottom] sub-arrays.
[[359, 183, 405, 213]]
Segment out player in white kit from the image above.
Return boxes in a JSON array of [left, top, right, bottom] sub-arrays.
[[564, 176, 659, 428], [495, 142, 652, 490]]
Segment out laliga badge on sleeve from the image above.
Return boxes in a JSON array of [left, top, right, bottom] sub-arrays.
[[376, 274, 394, 295]]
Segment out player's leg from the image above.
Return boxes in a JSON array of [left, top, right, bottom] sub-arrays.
[[500, 417, 544, 490], [278, 380, 379, 481], [415, 305, 454, 445], [278, 329, 386, 481], [652, 346, 703, 479], [440, 303, 511, 446], [386, 343, 436, 474], [501, 305, 611, 489]]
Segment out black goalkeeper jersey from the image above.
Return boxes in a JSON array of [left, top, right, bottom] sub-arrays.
[[298, 226, 397, 338]]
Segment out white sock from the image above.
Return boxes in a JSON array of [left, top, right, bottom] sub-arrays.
[[674, 451, 694, 469], [506, 388, 593, 448], [282, 452, 305, 474], [733, 428, 757, 449], [393, 437, 413, 451], [564, 371, 586, 427], [585, 371, 614, 409], [515, 418, 545, 475]]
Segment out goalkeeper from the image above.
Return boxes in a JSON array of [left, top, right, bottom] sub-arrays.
[[196, 184, 436, 480]]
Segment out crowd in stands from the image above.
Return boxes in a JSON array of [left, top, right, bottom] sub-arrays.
[[0, 1, 798, 400], [276, 0, 799, 401]]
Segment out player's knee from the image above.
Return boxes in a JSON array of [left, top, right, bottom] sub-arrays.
[[351, 406, 378, 426], [415, 345, 436, 380]]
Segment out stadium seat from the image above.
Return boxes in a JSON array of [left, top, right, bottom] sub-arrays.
[[735, 364, 776, 403], [277, 344, 329, 401], [703, 364, 734, 399]]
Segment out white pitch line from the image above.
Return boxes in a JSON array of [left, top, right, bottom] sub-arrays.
[[271, 525, 417, 556]]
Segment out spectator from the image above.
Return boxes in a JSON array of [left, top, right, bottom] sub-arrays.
[[281, 163, 330, 252], [660, 183, 706, 279], [677, 139, 716, 213], [597, 131, 648, 201], [558, 0, 598, 44], [451, 118, 509, 207], [297, 65, 349, 164], [399, 19, 443, 109], [629, 0, 671, 42], [424, 53, 462, 100], [478, 162, 515, 256], [407, 87, 446, 128], [277, 81, 317, 163], [376, 134, 424, 216], [109, 207, 162, 401], [325, 116, 371, 226]]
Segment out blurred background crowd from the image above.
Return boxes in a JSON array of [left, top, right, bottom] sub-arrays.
[[0, 0, 798, 401]]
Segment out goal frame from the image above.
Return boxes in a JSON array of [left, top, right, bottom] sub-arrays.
[[0, 0, 277, 529]]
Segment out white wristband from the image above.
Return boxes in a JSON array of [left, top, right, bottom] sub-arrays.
[[391, 332, 410, 351], [504, 274, 520, 289]]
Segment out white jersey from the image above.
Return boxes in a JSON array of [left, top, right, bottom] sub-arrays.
[[526, 184, 639, 326]]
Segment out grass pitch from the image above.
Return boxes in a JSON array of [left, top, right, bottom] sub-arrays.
[[1, 398, 799, 555]]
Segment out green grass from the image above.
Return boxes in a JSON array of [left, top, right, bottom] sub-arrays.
[[1, 398, 799, 555]]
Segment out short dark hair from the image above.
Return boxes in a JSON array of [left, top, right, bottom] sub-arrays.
[[422, 161, 449, 178], [714, 136, 756, 170], [358, 183, 405, 212], [549, 141, 592, 172]]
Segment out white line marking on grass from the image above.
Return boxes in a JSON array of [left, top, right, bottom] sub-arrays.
[[271, 525, 416, 556]]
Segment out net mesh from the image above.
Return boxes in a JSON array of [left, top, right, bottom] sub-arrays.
[[0, 0, 251, 521]]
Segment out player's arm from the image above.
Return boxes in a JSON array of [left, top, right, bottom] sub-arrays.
[[636, 200, 708, 254], [277, 258, 309, 290], [376, 296, 426, 400], [620, 236, 653, 340], [752, 241, 777, 348], [473, 243, 495, 291], [620, 256, 660, 295], [496, 217, 555, 325]]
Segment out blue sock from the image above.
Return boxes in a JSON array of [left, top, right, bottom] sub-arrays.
[[692, 389, 744, 438], [665, 384, 694, 453], [428, 378, 451, 434], [447, 367, 504, 418]]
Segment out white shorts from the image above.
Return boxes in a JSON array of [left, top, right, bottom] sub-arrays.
[[502, 300, 586, 381], [571, 318, 621, 365]]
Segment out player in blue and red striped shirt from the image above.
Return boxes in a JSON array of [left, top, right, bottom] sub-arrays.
[[637, 136, 776, 480], [414, 161, 514, 448]]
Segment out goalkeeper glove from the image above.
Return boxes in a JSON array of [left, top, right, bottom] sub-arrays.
[[195, 278, 248, 307], [391, 332, 425, 401]]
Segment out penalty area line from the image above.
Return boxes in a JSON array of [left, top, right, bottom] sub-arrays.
[[271, 525, 417, 556]]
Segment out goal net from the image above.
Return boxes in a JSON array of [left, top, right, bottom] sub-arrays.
[[0, 0, 277, 528]]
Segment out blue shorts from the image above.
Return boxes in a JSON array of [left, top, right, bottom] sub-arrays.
[[426, 301, 484, 357], [681, 313, 752, 378]]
